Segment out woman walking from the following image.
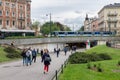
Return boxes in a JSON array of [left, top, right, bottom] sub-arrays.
[[42, 49, 51, 74], [21, 48, 27, 66]]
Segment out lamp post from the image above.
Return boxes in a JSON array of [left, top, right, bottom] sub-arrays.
[[46, 13, 52, 37]]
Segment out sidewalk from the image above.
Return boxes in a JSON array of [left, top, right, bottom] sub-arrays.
[[0, 51, 71, 80]]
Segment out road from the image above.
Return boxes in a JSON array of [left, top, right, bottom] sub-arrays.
[[0, 51, 71, 80], [0, 49, 85, 80]]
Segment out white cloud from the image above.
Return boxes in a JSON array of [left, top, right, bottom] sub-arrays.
[[31, 0, 120, 30]]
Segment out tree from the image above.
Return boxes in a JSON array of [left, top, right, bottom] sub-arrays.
[[32, 21, 41, 36], [32, 21, 40, 30], [64, 25, 71, 31], [40, 22, 71, 36], [78, 26, 84, 31]]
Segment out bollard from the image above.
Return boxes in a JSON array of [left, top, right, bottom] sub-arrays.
[[64, 61, 67, 68], [61, 64, 63, 73], [56, 70, 58, 80]]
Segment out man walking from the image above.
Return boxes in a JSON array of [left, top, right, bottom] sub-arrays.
[[32, 49, 37, 63]]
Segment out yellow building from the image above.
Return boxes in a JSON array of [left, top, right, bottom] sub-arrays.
[[98, 3, 120, 35]]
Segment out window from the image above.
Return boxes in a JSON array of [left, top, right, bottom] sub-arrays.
[[108, 11, 111, 14], [13, 21, 15, 26], [12, 4, 15, 8], [12, 12, 15, 17], [6, 2, 9, 7], [20, 13, 22, 18], [6, 20, 9, 25], [27, 14, 30, 18], [0, 19, 2, 25], [0, 2, 2, 6], [20, 5, 23, 9], [6, 11, 9, 16], [114, 23, 116, 28], [27, 5, 30, 11], [0, 10, 2, 16], [27, 23, 29, 26]]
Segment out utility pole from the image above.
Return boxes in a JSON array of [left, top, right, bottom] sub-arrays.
[[50, 13, 51, 37], [46, 13, 52, 37]]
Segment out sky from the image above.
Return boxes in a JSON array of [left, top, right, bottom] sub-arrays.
[[31, 0, 120, 31]]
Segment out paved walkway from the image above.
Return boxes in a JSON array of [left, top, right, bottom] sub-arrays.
[[0, 51, 72, 80]]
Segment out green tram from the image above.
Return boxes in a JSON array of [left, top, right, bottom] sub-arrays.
[[0, 29, 35, 39]]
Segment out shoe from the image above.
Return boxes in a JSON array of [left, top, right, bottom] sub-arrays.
[[44, 72, 45, 74]]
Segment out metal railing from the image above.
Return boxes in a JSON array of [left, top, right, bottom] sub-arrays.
[[51, 58, 69, 80]]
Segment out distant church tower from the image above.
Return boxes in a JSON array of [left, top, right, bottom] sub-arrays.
[[84, 14, 90, 31]]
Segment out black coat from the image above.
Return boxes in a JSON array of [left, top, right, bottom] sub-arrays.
[[21, 51, 26, 58], [42, 53, 51, 65]]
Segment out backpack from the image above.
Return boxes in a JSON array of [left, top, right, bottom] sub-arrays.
[[44, 56, 51, 61], [32, 50, 36, 56], [26, 50, 31, 57]]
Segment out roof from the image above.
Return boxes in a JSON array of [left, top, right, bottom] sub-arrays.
[[104, 3, 120, 8], [26, 0, 31, 2], [98, 3, 120, 14], [0, 29, 35, 33]]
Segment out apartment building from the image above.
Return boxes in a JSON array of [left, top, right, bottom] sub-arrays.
[[84, 14, 98, 32], [0, 0, 31, 30], [98, 3, 120, 35]]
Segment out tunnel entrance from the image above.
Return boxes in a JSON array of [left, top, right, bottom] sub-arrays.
[[67, 40, 97, 49]]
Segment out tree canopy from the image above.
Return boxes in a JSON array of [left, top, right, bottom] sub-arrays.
[[40, 22, 71, 35], [32, 21, 40, 29], [77, 26, 84, 31]]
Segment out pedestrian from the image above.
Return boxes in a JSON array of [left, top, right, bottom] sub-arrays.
[[26, 47, 32, 66], [40, 49, 43, 58], [11, 41, 15, 47], [54, 48, 56, 53], [74, 45, 77, 52], [37, 48, 39, 54], [56, 48, 60, 57], [32, 49, 37, 63], [21, 48, 27, 66], [42, 49, 51, 74], [64, 47, 68, 56]]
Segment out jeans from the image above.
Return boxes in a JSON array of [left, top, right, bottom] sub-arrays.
[[22, 57, 26, 66], [26, 56, 32, 66]]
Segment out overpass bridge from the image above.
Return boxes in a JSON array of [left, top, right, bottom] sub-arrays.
[[0, 36, 120, 45]]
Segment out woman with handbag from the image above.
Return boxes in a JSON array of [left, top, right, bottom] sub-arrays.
[[41, 49, 51, 74]]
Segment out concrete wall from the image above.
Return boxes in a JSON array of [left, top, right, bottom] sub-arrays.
[[97, 40, 106, 45], [16, 43, 66, 52], [0, 37, 120, 46]]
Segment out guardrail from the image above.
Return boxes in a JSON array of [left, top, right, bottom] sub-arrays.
[[51, 58, 69, 80]]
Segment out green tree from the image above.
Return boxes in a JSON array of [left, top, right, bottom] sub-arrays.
[[40, 22, 71, 36], [78, 26, 84, 31], [32, 21, 41, 36], [64, 25, 71, 31], [32, 21, 40, 30]]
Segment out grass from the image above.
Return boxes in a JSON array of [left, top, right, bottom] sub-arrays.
[[6, 36, 44, 39], [0, 46, 11, 62], [86, 45, 120, 59], [59, 45, 120, 80], [0, 46, 21, 63]]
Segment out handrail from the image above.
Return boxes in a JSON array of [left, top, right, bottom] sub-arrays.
[[51, 58, 69, 80]]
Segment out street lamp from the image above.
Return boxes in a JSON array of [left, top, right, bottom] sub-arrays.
[[104, 21, 106, 32], [46, 13, 52, 37]]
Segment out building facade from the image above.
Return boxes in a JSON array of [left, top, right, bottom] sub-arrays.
[[0, 0, 31, 30], [98, 3, 120, 35], [84, 14, 98, 32], [91, 18, 99, 31]]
